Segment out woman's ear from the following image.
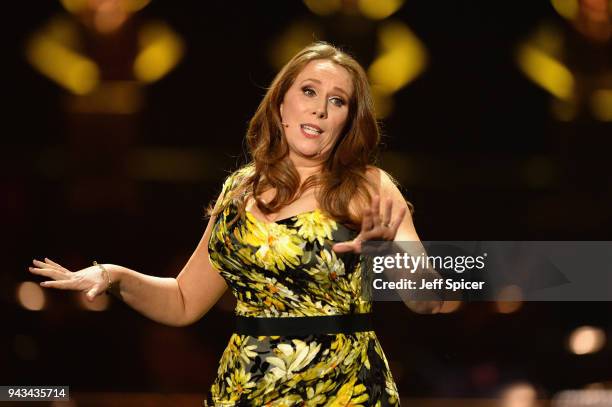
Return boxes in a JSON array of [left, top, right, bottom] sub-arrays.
[[279, 103, 284, 119]]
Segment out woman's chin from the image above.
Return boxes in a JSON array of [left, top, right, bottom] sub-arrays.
[[290, 146, 321, 159], [302, 150, 319, 157]]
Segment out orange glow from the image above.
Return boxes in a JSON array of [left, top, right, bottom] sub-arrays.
[[568, 326, 606, 355], [439, 300, 462, 314], [60, 0, 151, 14], [495, 285, 523, 314], [16, 282, 46, 311], [553, 389, 612, 405], [584, 382, 606, 389], [500, 382, 537, 407], [93, 7, 128, 34], [496, 301, 523, 314], [591, 89, 612, 121], [67, 81, 143, 114]]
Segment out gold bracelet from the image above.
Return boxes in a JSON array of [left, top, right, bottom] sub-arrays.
[[93, 261, 112, 293]]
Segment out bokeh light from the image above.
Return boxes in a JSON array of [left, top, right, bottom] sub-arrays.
[[368, 21, 427, 94], [358, 0, 405, 20], [303, 0, 342, 16], [439, 300, 462, 314], [500, 382, 538, 407], [550, 0, 579, 19], [591, 90, 612, 121], [516, 44, 574, 101], [25, 32, 100, 95], [134, 22, 185, 83], [568, 326, 606, 355], [16, 281, 46, 311], [495, 285, 524, 314]]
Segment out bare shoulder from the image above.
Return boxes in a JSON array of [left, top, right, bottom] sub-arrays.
[[364, 165, 405, 202], [365, 165, 419, 240], [215, 165, 254, 206], [346, 165, 410, 222]]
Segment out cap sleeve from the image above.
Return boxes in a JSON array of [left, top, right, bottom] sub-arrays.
[[214, 166, 253, 212]]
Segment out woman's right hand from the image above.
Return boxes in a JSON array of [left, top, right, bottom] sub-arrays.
[[29, 258, 110, 301]]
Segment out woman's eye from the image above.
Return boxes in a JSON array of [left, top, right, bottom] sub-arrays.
[[302, 87, 315, 96], [330, 97, 345, 107]]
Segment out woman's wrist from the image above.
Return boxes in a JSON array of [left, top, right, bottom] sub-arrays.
[[99, 263, 124, 297], [92, 261, 112, 292]]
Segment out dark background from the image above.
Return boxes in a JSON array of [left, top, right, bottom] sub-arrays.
[[3, 0, 611, 402]]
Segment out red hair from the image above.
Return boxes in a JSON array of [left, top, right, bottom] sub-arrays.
[[209, 42, 388, 229]]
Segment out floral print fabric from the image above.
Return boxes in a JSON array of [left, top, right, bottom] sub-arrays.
[[206, 169, 401, 406]]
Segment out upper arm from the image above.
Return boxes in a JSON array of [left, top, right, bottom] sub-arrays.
[[175, 184, 231, 326], [365, 166, 421, 242]]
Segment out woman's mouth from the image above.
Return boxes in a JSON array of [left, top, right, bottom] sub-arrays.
[[300, 124, 323, 138]]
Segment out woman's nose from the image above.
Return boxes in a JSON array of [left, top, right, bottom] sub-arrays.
[[312, 105, 327, 119]]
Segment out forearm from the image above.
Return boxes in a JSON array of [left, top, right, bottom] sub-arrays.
[[106, 264, 187, 327], [380, 242, 445, 314], [391, 266, 444, 314], [407, 278, 444, 314]]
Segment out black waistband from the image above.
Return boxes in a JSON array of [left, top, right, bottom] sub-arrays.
[[235, 313, 374, 336]]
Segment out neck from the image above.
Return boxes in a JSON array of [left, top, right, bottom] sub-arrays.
[[289, 154, 324, 183]]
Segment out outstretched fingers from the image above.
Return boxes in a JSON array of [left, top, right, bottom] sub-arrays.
[[361, 198, 407, 241], [332, 241, 357, 253], [389, 206, 407, 236], [332, 196, 408, 254], [361, 208, 374, 232], [43, 257, 71, 273], [29, 259, 70, 281], [40, 279, 78, 289], [370, 195, 381, 228], [382, 198, 392, 227]]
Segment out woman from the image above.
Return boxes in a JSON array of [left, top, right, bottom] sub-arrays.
[[30, 42, 441, 406]]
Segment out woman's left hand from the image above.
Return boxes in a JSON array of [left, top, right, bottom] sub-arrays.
[[332, 194, 407, 254]]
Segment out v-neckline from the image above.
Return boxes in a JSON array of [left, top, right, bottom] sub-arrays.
[[245, 208, 319, 226], [236, 205, 356, 235]]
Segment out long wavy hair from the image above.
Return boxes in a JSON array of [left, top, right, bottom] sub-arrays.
[[208, 42, 394, 229]]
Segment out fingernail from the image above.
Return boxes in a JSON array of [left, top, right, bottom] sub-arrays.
[[40, 282, 47, 286]]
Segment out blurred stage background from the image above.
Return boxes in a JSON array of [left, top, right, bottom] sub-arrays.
[[3, 0, 612, 406]]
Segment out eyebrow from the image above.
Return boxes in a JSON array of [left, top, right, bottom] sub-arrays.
[[300, 78, 350, 98]]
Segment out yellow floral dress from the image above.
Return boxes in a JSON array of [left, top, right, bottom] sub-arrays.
[[206, 169, 401, 406]]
